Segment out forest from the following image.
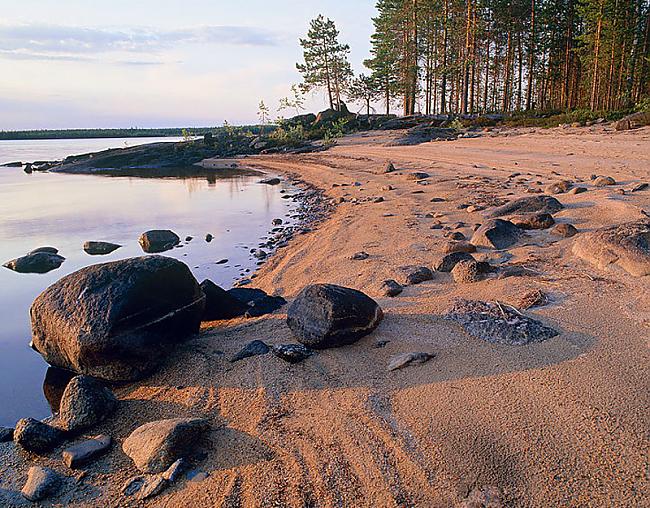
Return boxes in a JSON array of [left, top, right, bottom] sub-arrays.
[[297, 0, 650, 116]]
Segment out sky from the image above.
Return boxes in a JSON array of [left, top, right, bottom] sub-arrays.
[[0, 0, 377, 130]]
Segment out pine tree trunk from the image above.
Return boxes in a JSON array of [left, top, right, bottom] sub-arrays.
[[526, 0, 536, 110], [590, 0, 604, 111]]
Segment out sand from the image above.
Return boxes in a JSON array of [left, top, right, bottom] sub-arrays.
[[1, 125, 648, 507]]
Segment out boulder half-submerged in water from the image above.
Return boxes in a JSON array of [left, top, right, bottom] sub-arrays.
[[30, 256, 205, 381]]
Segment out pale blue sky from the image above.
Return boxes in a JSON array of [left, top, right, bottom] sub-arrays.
[[0, 0, 377, 130]]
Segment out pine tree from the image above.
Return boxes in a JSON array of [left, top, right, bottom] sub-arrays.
[[296, 15, 353, 111]]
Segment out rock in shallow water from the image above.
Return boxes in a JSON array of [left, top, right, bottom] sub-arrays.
[[21, 466, 63, 501], [30, 256, 205, 381], [83, 241, 121, 255], [138, 230, 180, 253], [57, 375, 117, 432], [14, 418, 64, 454], [446, 299, 558, 346], [287, 284, 383, 349], [122, 418, 210, 473], [3, 251, 65, 274]]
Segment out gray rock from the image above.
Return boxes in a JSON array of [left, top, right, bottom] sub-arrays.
[[631, 183, 648, 192], [161, 458, 186, 482], [405, 171, 430, 181], [394, 265, 434, 285], [471, 219, 522, 249], [446, 299, 558, 345], [62, 434, 112, 468], [379, 279, 403, 297], [260, 177, 281, 185], [572, 220, 650, 276], [138, 230, 180, 253], [387, 352, 434, 371], [569, 186, 587, 194], [230, 340, 270, 362], [488, 195, 564, 217], [552, 223, 578, 238], [511, 212, 555, 230], [14, 418, 64, 454], [57, 376, 117, 432], [351, 251, 369, 260], [28, 246, 59, 255], [83, 241, 121, 255], [272, 344, 314, 363], [287, 284, 383, 349], [21, 466, 63, 502], [451, 260, 484, 283], [383, 162, 396, 173], [593, 175, 616, 187], [122, 418, 210, 473], [434, 252, 475, 272], [0, 426, 14, 442], [545, 180, 573, 194], [3, 251, 65, 274], [122, 475, 167, 500], [30, 256, 205, 381]]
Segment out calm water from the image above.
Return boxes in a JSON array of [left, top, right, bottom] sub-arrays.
[[0, 138, 297, 427]]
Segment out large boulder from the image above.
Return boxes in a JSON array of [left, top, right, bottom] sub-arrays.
[[123, 418, 210, 473], [3, 252, 65, 274], [572, 220, 650, 276], [30, 256, 206, 381], [139, 230, 180, 253], [471, 219, 522, 249], [57, 376, 117, 432], [200, 280, 249, 321], [287, 284, 383, 349], [488, 195, 564, 218]]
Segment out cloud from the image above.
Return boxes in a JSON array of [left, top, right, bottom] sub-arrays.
[[0, 23, 283, 62]]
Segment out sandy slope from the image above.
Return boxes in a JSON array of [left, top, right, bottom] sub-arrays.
[[1, 126, 648, 507]]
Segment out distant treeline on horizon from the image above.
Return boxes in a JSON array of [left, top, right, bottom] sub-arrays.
[[0, 127, 219, 141]]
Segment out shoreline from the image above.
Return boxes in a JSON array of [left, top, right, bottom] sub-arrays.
[[0, 125, 648, 506]]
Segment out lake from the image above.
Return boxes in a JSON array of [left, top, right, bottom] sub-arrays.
[[0, 137, 297, 427]]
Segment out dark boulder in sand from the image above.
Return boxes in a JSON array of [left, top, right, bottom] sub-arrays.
[[488, 195, 563, 218], [379, 279, 403, 297], [272, 344, 314, 363], [244, 295, 287, 318], [3, 251, 65, 274], [139, 230, 180, 253], [30, 256, 205, 381], [83, 241, 121, 255], [14, 418, 64, 454], [123, 418, 210, 473], [200, 280, 249, 321], [394, 265, 434, 285], [446, 299, 558, 345], [434, 252, 475, 272], [511, 212, 555, 230], [57, 375, 117, 432], [287, 284, 383, 349], [572, 220, 650, 276], [471, 219, 522, 249]]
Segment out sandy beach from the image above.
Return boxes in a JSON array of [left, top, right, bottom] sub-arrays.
[[1, 125, 648, 507]]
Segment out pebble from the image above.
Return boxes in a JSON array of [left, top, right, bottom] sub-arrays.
[[21, 466, 63, 502], [388, 352, 434, 371], [62, 435, 112, 468]]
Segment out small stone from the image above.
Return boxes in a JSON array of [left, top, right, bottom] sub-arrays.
[[466, 205, 484, 213], [518, 289, 549, 309], [272, 344, 314, 364], [14, 418, 64, 454], [471, 219, 522, 249], [57, 376, 117, 432], [443, 241, 477, 254], [395, 266, 434, 285], [631, 183, 648, 192], [351, 251, 370, 260], [373, 196, 385, 203], [205, 233, 213, 242], [185, 236, 193, 242], [405, 172, 430, 181], [444, 231, 466, 241], [161, 458, 186, 482], [260, 177, 281, 185], [244, 295, 287, 318], [230, 340, 270, 362], [593, 176, 616, 187], [21, 466, 63, 502], [83, 241, 121, 255], [272, 218, 283, 225], [383, 162, 396, 173], [511, 212, 555, 230], [451, 260, 484, 283], [434, 252, 475, 273], [430, 197, 445, 202], [379, 279, 403, 297], [569, 187, 587, 194], [388, 352, 434, 371], [139, 230, 180, 253], [552, 223, 578, 238], [62, 435, 112, 468], [545, 180, 573, 194]]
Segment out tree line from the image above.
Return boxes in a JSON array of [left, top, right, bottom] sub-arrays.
[[297, 1, 650, 116]]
